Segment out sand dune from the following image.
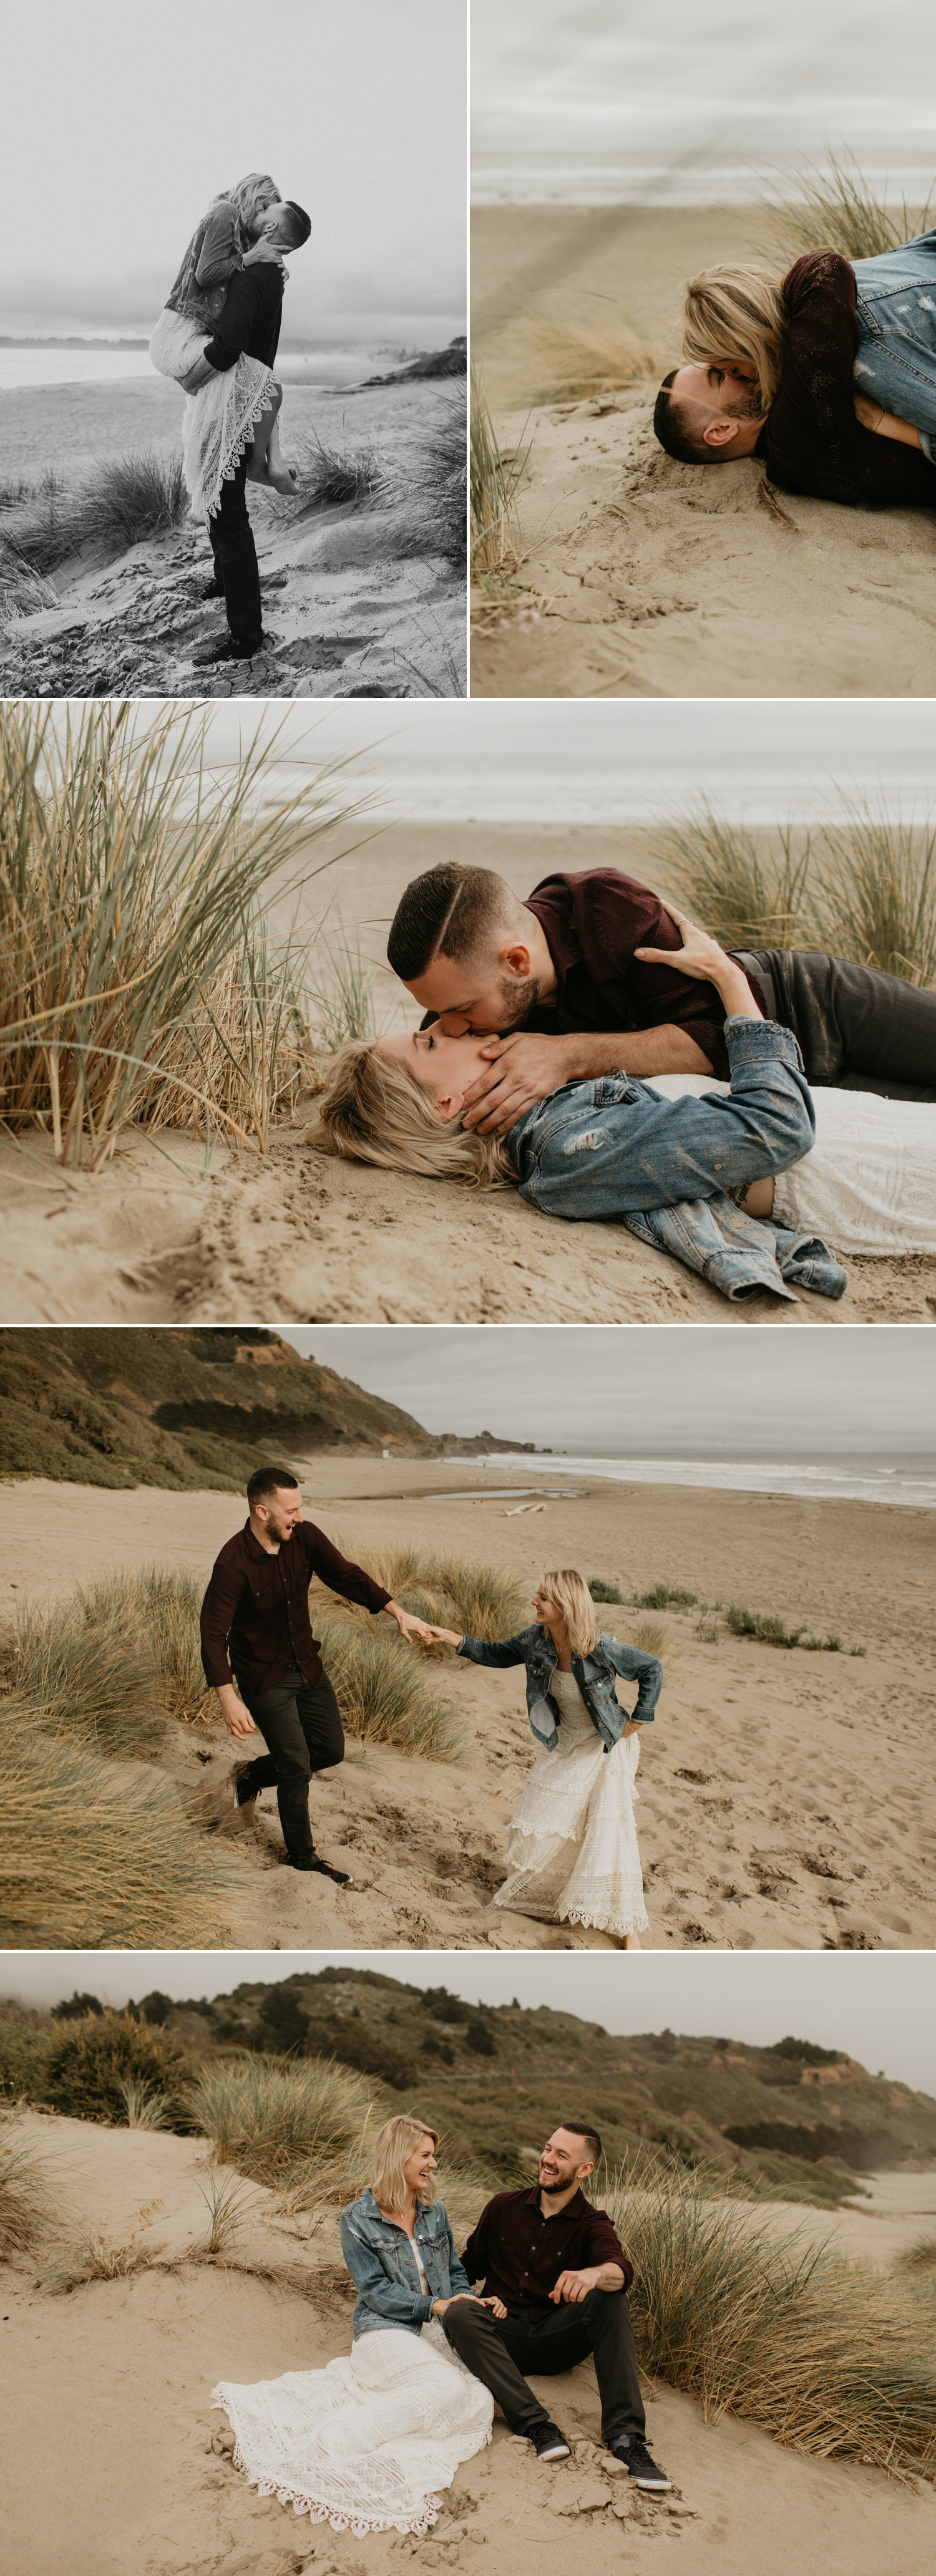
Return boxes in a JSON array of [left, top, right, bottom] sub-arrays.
[[3, 1467, 932, 1953], [0, 378, 464, 700], [470, 206, 936, 700], [4, 2109, 933, 2576]]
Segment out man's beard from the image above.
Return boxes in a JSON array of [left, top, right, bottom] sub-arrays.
[[726, 387, 763, 422], [494, 971, 542, 1032]]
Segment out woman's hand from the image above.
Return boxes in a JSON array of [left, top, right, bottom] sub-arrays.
[[854, 389, 920, 446], [622, 1720, 641, 1740], [432, 2293, 482, 2318], [635, 907, 763, 1020], [243, 240, 286, 271], [425, 1625, 464, 1649]]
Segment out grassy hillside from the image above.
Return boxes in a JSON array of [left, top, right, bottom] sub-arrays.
[[0, 1327, 436, 1490], [26, 1971, 935, 2210]]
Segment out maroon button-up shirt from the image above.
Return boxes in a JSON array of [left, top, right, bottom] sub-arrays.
[[462, 2183, 633, 2315], [524, 868, 764, 1084], [199, 1518, 391, 1697]]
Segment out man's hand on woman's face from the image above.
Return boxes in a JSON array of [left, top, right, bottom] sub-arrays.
[[460, 1032, 578, 1135]]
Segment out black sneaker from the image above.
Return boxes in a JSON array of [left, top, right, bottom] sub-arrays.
[[192, 634, 265, 666], [291, 1852, 354, 1887], [608, 2436, 671, 2492], [532, 2422, 570, 2462], [231, 1765, 258, 1810], [198, 576, 225, 600]]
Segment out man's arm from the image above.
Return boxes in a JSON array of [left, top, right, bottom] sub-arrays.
[[308, 1528, 436, 1645], [460, 1025, 714, 1136], [202, 269, 265, 372], [550, 2262, 625, 2303], [200, 1561, 256, 1739]]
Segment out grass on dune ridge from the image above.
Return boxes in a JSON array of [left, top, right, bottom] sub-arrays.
[[644, 800, 936, 989], [0, 1725, 226, 1949], [0, 452, 187, 596], [0, 699, 370, 1167], [763, 148, 935, 267]]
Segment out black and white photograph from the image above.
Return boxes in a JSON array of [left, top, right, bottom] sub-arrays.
[[0, 1, 467, 701]]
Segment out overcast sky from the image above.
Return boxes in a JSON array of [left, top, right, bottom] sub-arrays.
[[5, 1, 465, 342], [3, 1952, 931, 2096], [472, 1, 936, 203], [284, 1326, 935, 1456]]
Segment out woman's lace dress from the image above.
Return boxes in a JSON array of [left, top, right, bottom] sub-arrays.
[[492, 1667, 649, 1938], [212, 2317, 493, 2540], [647, 1072, 936, 1256]]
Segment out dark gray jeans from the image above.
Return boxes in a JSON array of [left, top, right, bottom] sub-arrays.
[[738, 948, 936, 1100], [442, 2288, 645, 2447], [240, 1665, 344, 1866]]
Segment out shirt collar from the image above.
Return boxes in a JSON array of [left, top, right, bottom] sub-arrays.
[[524, 2182, 585, 2219], [242, 1519, 278, 1562]]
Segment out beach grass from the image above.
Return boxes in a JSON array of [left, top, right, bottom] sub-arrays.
[[470, 369, 530, 585], [627, 1612, 676, 1664], [763, 148, 935, 266], [9, 1589, 165, 1758], [0, 698, 366, 1166], [635, 1583, 700, 1612], [0, 2008, 56, 2105], [187, 2051, 373, 2189], [515, 312, 665, 405], [727, 1605, 844, 1653], [392, 395, 467, 566], [588, 1575, 624, 1602], [645, 800, 936, 989], [314, 1614, 464, 1760], [0, 2131, 56, 2256], [600, 2151, 936, 2477], [0, 449, 187, 581], [900, 2234, 936, 2276], [38, 2229, 163, 2296], [275, 430, 387, 513], [354, 1542, 527, 1646], [0, 1726, 227, 1949], [117, 2076, 177, 2131]]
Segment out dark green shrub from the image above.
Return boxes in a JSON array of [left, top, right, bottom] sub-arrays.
[[588, 1577, 623, 1603], [466, 2015, 497, 2058], [635, 1584, 698, 1611], [422, 1986, 469, 2023], [45, 2010, 192, 2128], [0, 2008, 56, 2104], [51, 1992, 104, 2022]]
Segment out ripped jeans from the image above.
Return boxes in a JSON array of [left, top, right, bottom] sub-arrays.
[[852, 232, 936, 462]]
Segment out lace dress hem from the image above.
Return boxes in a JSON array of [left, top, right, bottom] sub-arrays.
[[211, 2405, 445, 2540]]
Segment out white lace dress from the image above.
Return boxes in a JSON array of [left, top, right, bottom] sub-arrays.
[[647, 1074, 936, 1256], [211, 2312, 493, 2540], [492, 1667, 649, 1938]]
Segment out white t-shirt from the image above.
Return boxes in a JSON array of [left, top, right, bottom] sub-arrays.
[[409, 2233, 430, 2296]]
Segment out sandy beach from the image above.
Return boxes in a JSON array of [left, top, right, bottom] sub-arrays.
[[3, 2104, 933, 2576], [470, 206, 936, 700], [0, 375, 464, 699], [2, 1465, 932, 1954]]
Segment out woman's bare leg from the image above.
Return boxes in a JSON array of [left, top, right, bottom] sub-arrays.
[[245, 380, 298, 493]]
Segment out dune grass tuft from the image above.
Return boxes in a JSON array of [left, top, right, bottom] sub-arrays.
[[10, 1590, 165, 1758], [0, 699, 364, 1166], [0, 2130, 56, 2255], [118, 2076, 176, 2131], [900, 2234, 936, 2277], [588, 1575, 624, 1604], [811, 807, 936, 989], [515, 312, 665, 405], [635, 1583, 699, 1612], [275, 431, 386, 515], [643, 799, 936, 991], [727, 1605, 844, 1653], [187, 2051, 373, 2189], [314, 1614, 463, 1761], [38, 2229, 163, 2296], [643, 805, 815, 952], [469, 369, 544, 631], [600, 2151, 936, 2476], [0, 1726, 227, 1949], [761, 149, 934, 267], [352, 1542, 527, 1646], [0, 450, 187, 579], [626, 1613, 676, 1665]]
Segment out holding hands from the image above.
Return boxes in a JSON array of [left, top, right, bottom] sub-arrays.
[[384, 1599, 439, 1647]]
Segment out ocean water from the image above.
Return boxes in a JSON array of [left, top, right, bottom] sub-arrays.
[[440, 1453, 936, 1511], [472, 1, 936, 206], [0, 343, 425, 394]]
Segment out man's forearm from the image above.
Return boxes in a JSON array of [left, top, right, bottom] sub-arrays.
[[592, 2262, 625, 2291], [561, 1027, 714, 1078]]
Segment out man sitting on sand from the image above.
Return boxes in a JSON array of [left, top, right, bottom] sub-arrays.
[[441, 2121, 671, 2491], [386, 861, 936, 1138], [199, 1466, 433, 1878], [653, 241, 936, 510]]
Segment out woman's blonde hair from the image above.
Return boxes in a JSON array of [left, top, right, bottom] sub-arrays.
[[681, 265, 790, 414], [314, 1040, 516, 1189], [539, 1569, 600, 1658], [227, 172, 281, 233], [370, 2116, 440, 2214]]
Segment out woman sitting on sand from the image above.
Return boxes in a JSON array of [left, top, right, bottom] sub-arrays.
[[211, 2118, 494, 2539], [313, 914, 936, 1302], [429, 1570, 661, 1947], [149, 171, 298, 515]]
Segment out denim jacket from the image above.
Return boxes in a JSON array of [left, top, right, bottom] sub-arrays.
[[457, 1624, 662, 1752], [852, 231, 936, 462], [507, 1017, 847, 1304], [340, 2187, 471, 2339]]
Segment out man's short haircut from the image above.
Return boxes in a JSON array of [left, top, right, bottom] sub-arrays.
[[556, 2119, 602, 2165], [280, 200, 311, 248], [246, 1466, 301, 1507], [387, 863, 517, 982], [653, 370, 713, 466]]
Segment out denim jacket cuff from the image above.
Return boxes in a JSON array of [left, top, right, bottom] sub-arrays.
[[416, 2293, 434, 2324], [723, 1014, 805, 1073]]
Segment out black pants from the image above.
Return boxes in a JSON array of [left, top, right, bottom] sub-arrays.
[[240, 1666, 344, 1866], [742, 947, 936, 1100], [207, 452, 263, 652], [442, 2289, 645, 2448]]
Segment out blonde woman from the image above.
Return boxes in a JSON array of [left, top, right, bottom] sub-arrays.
[[313, 917, 936, 1288], [211, 2119, 494, 2539], [149, 172, 300, 513], [430, 1572, 662, 1947]]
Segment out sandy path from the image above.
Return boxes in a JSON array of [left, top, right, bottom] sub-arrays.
[[3, 1468, 932, 1953], [470, 205, 936, 700], [4, 2114, 933, 2576]]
